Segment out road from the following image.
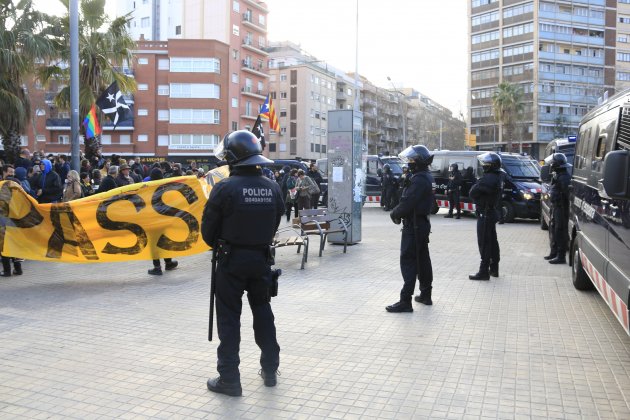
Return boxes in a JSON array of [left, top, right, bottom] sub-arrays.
[[1, 205, 629, 419]]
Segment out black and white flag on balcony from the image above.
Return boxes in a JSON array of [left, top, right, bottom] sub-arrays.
[[96, 81, 130, 129]]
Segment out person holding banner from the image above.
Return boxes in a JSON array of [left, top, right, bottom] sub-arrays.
[[201, 130, 284, 397], [35, 159, 63, 204]]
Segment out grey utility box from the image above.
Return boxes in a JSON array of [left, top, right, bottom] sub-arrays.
[[326, 110, 364, 244]]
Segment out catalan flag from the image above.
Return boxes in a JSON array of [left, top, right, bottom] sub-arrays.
[[82, 104, 102, 139], [260, 94, 280, 132]]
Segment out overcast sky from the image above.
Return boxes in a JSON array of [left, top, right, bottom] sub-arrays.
[[33, 0, 468, 117]]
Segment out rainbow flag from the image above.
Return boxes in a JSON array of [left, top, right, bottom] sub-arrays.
[[260, 94, 280, 132], [83, 104, 102, 139]]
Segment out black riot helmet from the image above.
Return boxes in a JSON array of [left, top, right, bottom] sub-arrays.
[[450, 163, 459, 172], [215, 130, 273, 167], [478, 152, 502, 173], [550, 152, 570, 171], [383, 163, 391, 173], [399, 145, 433, 172]]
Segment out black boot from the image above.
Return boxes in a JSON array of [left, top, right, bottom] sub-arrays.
[[469, 262, 490, 280], [164, 260, 178, 270], [386, 300, 413, 313], [259, 369, 277, 387], [455, 213, 461, 219], [444, 213, 453, 218], [1, 256, 11, 277], [148, 266, 163, 275], [206, 377, 242, 397], [489, 263, 499, 277], [12, 261, 22, 276], [548, 255, 566, 264], [543, 253, 557, 260], [414, 288, 433, 305]]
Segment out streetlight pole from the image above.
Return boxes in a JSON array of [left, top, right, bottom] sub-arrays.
[[387, 76, 406, 150], [69, 0, 80, 171]]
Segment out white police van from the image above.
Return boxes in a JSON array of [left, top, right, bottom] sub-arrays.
[[569, 88, 630, 335]]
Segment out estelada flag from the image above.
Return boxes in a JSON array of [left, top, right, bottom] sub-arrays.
[[82, 104, 101, 139], [260, 94, 280, 132]]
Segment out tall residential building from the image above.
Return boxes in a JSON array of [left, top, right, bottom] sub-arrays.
[[468, 0, 615, 160], [617, 1, 630, 92], [117, 0, 269, 133]]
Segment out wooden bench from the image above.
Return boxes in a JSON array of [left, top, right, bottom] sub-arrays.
[[272, 226, 309, 269], [296, 208, 348, 257]]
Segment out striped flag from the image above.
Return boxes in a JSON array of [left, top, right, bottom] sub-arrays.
[[260, 94, 280, 132], [82, 104, 102, 139]]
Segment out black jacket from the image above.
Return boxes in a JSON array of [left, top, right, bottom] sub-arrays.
[[98, 175, 119, 194], [550, 170, 571, 208], [36, 171, 63, 203], [470, 170, 502, 211], [447, 169, 463, 190], [391, 169, 434, 222]]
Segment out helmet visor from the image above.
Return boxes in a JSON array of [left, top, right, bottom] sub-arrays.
[[398, 146, 416, 163], [214, 139, 227, 161]]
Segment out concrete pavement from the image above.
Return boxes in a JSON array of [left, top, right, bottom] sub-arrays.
[[1, 205, 629, 419]]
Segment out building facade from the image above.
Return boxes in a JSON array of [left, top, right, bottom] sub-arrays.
[[468, 0, 615, 160], [116, 0, 270, 133], [24, 39, 230, 162]]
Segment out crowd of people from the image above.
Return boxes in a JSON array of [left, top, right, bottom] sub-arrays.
[[271, 163, 322, 222]]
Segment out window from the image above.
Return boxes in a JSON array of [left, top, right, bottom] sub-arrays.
[[138, 83, 148, 90], [471, 10, 499, 26], [280, 109, 287, 117], [101, 134, 111, 145], [170, 83, 220, 99], [170, 57, 220, 73], [620, 16, 630, 24], [232, 98, 238, 108], [232, 24, 239, 36], [280, 73, 287, 82], [138, 109, 148, 116], [472, 30, 499, 44], [141, 17, 150, 27], [503, 22, 533, 38], [269, 143, 276, 152], [158, 85, 169, 95], [618, 52, 630, 62], [138, 134, 148, 142], [36, 135, 45, 142], [158, 110, 169, 121], [258, 14, 265, 26], [138, 57, 149, 65], [158, 135, 169, 146], [169, 134, 220, 147], [120, 135, 131, 144], [170, 109, 220, 124], [232, 121, 238, 131], [158, 59, 169, 70], [257, 81, 264, 93], [617, 72, 630, 81], [347, 88, 352, 96], [175, 25, 181, 35], [503, 2, 533, 19], [232, 73, 238, 83], [503, 43, 533, 58], [472, 48, 499, 63], [472, 0, 498, 6], [232, 0, 239, 12], [280, 91, 287, 99]]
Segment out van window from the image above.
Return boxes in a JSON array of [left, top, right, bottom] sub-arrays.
[[430, 157, 445, 175], [575, 126, 592, 170], [449, 157, 476, 180], [367, 159, 379, 175]]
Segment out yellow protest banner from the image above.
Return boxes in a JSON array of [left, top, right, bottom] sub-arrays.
[[0, 166, 230, 263]]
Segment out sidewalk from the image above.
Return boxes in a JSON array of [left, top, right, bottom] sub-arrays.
[[1, 205, 629, 419]]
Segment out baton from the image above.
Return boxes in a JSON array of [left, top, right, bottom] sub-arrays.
[[208, 248, 217, 341]]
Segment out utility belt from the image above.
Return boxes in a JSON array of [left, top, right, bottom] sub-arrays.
[[476, 206, 498, 217], [402, 214, 429, 227]]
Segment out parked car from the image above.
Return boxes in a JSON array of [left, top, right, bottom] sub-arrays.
[[539, 139, 576, 230], [566, 87, 630, 336], [430, 150, 542, 222]]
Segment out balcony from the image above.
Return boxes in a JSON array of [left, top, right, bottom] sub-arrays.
[[243, 0, 269, 12], [240, 110, 258, 121], [241, 86, 266, 99], [46, 118, 135, 130], [242, 38, 268, 56], [242, 13, 267, 33], [241, 60, 269, 77]]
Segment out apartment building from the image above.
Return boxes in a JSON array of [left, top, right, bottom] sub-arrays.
[[117, 0, 270, 133], [617, 1, 630, 92], [468, 0, 615, 159], [28, 38, 229, 161]]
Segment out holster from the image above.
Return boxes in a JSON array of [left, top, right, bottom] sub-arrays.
[[216, 239, 231, 264]]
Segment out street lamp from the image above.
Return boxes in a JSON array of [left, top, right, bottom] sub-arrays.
[[387, 76, 407, 150]]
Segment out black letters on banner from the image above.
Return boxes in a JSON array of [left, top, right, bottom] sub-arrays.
[[96, 194, 148, 255], [47, 203, 99, 260], [0, 182, 44, 254], [152, 183, 199, 251]]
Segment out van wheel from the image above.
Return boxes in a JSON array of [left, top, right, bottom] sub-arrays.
[[501, 201, 515, 223], [540, 215, 548, 230], [430, 200, 439, 214], [571, 240, 593, 291]]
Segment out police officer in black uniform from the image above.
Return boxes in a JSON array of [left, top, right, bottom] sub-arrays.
[[386, 145, 435, 312], [469, 152, 503, 281], [201, 130, 285, 396], [381, 163, 396, 211], [444, 163, 463, 219], [545, 153, 571, 264]]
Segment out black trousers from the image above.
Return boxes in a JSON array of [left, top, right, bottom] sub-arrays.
[[447, 190, 460, 214], [399, 221, 433, 301], [550, 205, 569, 255], [215, 249, 280, 383], [477, 210, 500, 272]]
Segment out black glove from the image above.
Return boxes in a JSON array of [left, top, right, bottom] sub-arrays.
[[390, 212, 401, 225]]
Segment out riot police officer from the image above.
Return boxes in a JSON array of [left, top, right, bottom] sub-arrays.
[[444, 163, 463, 219], [386, 145, 435, 312], [201, 130, 285, 396], [469, 152, 503, 281], [381, 163, 397, 211], [545, 153, 571, 264]]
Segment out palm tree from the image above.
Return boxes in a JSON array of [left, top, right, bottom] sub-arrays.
[[0, 0, 56, 164], [492, 81, 524, 152], [40, 0, 136, 161]]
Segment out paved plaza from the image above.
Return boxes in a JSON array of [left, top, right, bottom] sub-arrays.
[[1, 205, 630, 419]]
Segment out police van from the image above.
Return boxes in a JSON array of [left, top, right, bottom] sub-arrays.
[[568, 88, 630, 335], [430, 151, 542, 222], [539, 139, 576, 230]]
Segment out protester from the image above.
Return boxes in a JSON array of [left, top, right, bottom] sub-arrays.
[[295, 169, 318, 211], [116, 164, 135, 186], [63, 170, 83, 202], [14, 167, 32, 196], [80, 172, 95, 197], [35, 159, 63, 203], [98, 165, 119, 194], [284, 168, 299, 222], [91, 168, 102, 191], [15, 149, 33, 170], [307, 163, 323, 209], [56, 154, 71, 182], [147, 167, 178, 275]]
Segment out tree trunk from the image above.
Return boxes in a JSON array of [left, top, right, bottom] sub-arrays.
[[2, 130, 23, 164]]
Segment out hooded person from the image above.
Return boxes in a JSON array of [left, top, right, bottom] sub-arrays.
[[36, 158, 63, 203], [14, 167, 32, 195]]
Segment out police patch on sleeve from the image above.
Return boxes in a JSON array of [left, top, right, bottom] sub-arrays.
[[242, 187, 274, 204]]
